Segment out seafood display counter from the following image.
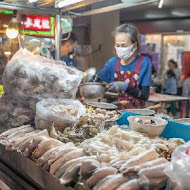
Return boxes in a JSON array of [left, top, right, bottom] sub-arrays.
[[0, 122, 186, 190], [0, 47, 189, 190], [0, 142, 73, 190]]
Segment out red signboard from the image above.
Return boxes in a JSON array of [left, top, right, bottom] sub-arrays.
[[22, 15, 51, 32]]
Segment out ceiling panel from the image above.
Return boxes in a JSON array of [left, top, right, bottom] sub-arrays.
[[120, 0, 190, 21]]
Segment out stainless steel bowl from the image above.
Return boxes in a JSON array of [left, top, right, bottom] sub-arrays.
[[79, 82, 106, 99], [83, 67, 96, 83], [118, 109, 155, 116], [174, 118, 190, 124]]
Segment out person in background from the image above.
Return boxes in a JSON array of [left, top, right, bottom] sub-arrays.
[[152, 65, 162, 93], [152, 65, 157, 78], [165, 59, 182, 95], [163, 70, 178, 116], [61, 32, 78, 67], [95, 23, 152, 109], [163, 70, 177, 95], [183, 72, 190, 97], [180, 72, 190, 117]]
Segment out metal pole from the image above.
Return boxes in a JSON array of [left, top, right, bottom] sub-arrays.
[[60, 0, 108, 12], [0, 2, 60, 15], [16, 12, 23, 49], [55, 15, 61, 60], [160, 34, 164, 75]]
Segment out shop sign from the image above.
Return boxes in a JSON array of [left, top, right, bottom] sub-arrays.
[[21, 15, 54, 36], [23, 15, 51, 32], [0, 10, 13, 15]]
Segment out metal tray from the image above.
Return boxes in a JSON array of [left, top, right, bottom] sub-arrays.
[[0, 142, 73, 190], [174, 118, 190, 124], [88, 102, 117, 110], [118, 109, 155, 116]]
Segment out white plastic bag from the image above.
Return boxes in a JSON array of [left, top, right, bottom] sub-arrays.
[[35, 98, 86, 131], [3, 49, 83, 105], [164, 141, 190, 190], [0, 95, 35, 132]]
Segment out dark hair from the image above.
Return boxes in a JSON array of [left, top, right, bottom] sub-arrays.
[[168, 59, 178, 68], [188, 71, 190, 77], [152, 65, 156, 75], [167, 69, 176, 78], [113, 23, 140, 53], [61, 32, 77, 45]]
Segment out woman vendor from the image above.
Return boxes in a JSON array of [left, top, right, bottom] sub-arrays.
[[96, 24, 152, 109]]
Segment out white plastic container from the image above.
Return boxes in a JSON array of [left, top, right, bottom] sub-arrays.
[[128, 116, 167, 137]]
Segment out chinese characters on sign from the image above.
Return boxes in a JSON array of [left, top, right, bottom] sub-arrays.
[[22, 15, 51, 31]]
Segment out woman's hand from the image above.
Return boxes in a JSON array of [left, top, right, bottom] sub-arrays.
[[107, 81, 128, 93]]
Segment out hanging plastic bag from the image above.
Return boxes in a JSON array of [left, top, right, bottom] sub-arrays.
[[3, 49, 83, 106], [164, 141, 190, 190], [35, 98, 86, 131]]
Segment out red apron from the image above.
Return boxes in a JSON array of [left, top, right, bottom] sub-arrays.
[[114, 55, 145, 109]]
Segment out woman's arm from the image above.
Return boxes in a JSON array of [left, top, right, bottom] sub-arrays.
[[126, 86, 150, 101], [174, 69, 181, 81], [164, 79, 177, 95], [162, 80, 168, 91], [97, 57, 117, 83], [107, 82, 150, 101], [107, 57, 152, 101]]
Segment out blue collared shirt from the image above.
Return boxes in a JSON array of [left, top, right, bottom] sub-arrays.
[[98, 55, 152, 86], [61, 56, 76, 67]]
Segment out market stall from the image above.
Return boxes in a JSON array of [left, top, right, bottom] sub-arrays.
[[0, 0, 190, 190], [0, 47, 189, 190]]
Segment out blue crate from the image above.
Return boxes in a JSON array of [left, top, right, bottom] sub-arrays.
[[117, 111, 190, 142], [117, 111, 140, 126], [160, 120, 190, 142]]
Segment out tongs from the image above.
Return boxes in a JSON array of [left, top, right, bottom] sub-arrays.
[[104, 91, 129, 106], [147, 104, 162, 111]]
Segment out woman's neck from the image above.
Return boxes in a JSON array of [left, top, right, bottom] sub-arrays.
[[120, 52, 138, 66]]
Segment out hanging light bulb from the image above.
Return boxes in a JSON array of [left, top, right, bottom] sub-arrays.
[[6, 18, 19, 39], [58, 0, 84, 8]]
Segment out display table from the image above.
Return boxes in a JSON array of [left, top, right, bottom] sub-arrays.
[[148, 93, 190, 117]]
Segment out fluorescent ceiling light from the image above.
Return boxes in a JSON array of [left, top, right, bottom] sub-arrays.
[[28, 0, 38, 3], [158, 0, 164, 8], [172, 10, 189, 17], [58, 0, 84, 8], [145, 12, 165, 19]]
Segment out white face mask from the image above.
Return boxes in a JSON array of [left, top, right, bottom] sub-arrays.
[[115, 44, 137, 60]]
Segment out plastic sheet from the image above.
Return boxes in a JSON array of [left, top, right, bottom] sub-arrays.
[[0, 95, 35, 132], [3, 49, 83, 106], [164, 141, 190, 190]]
